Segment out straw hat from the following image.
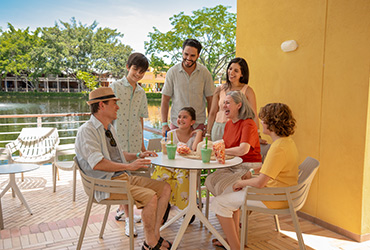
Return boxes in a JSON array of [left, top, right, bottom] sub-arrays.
[[86, 87, 120, 105]]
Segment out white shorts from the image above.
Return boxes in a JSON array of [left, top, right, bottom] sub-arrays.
[[210, 186, 266, 218]]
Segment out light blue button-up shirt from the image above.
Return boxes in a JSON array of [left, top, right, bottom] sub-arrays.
[[75, 115, 128, 202]]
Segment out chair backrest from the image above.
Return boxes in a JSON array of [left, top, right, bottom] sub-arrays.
[[147, 138, 162, 152], [260, 143, 271, 163], [74, 157, 133, 203], [293, 156, 320, 210], [6, 127, 60, 162], [244, 156, 319, 212]]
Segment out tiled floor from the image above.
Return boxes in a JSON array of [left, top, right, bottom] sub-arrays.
[[0, 164, 370, 249]]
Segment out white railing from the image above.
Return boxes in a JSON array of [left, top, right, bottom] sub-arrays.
[[0, 113, 90, 146], [0, 113, 161, 147]]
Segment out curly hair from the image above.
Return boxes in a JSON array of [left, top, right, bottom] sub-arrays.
[[258, 103, 296, 137]]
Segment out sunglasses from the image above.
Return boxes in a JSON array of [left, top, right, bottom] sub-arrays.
[[105, 129, 117, 147]]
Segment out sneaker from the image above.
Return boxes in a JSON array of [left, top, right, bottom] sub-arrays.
[[115, 209, 141, 223], [125, 218, 138, 237]]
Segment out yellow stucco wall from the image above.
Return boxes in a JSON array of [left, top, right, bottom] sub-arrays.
[[237, 0, 370, 237]]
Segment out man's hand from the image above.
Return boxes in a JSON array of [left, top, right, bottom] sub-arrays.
[[162, 125, 170, 137], [233, 180, 245, 192], [128, 159, 151, 171], [140, 151, 158, 158]]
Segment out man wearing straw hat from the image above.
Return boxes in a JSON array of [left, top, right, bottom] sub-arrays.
[[75, 87, 172, 250]]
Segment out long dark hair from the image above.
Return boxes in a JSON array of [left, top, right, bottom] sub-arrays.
[[224, 57, 249, 90]]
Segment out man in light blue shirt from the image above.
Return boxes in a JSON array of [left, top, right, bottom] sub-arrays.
[[75, 87, 172, 249]]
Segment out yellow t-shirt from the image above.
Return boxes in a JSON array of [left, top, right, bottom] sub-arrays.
[[259, 137, 299, 209]]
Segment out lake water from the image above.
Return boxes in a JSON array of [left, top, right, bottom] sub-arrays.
[[0, 96, 162, 147]]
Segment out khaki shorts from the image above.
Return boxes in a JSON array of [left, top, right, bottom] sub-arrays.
[[107, 173, 166, 209]]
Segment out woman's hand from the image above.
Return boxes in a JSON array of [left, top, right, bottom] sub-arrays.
[[233, 180, 245, 192], [241, 171, 252, 180]]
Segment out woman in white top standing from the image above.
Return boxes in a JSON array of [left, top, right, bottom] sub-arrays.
[[207, 57, 262, 142]]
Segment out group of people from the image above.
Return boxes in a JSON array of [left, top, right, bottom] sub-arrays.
[[75, 38, 299, 250]]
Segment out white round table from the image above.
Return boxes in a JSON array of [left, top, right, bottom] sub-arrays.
[[0, 164, 40, 229], [151, 152, 242, 250]]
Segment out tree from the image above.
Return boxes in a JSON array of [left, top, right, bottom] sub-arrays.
[[0, 24, 45, 89], [0, 18, 133, 91], [145, 5, 236, 79]]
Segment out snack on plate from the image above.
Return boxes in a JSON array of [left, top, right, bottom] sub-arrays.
[[177, 143, 192, 155], [213, 140, 225, 164]]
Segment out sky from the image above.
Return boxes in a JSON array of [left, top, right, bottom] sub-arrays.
[[0, 0, 236, 53]]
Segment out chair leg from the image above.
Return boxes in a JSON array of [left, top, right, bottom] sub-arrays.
[[77, 196, 94, 250], [240, 207, 250, 249], [274, 214, 281, 232], [128, 202, 134, 250], [100, 205, 110, 238], [52, 163, 57, 193], [291, 210, 306, 250], [72, 164, 77, 202]]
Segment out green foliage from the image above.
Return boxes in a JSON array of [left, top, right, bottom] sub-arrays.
[[145, 5, 236, 79], [0, 18, 133, 90], [76, 71, 98, 91], [146, 92, 162, 100], [0, 90, 85, 98]]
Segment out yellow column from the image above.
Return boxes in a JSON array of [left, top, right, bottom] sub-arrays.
[[236, 0, 370, 240]]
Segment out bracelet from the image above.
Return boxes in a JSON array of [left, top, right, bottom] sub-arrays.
[[162, 122, 168, 126], [249, 168, 255, 175], [136, 152, 141, 158]]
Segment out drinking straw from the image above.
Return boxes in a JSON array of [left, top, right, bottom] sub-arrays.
[[170, 132, 173, 144], [205, 137, 208, 149], [165, 130, 168, 142]]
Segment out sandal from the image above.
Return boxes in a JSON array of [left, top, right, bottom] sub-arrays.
[[212, 238, 227, 250], [159, 236, 172, 250], [142, 237, 163, 250]]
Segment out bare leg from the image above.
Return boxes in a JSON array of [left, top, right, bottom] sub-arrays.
[[155, 183, 172, 247], [233, 209, 240, 236], [217, 214, 240, 250], [141, 195, 160, 248], [142, 183, 171, 250], [122, 204, 129, 215]]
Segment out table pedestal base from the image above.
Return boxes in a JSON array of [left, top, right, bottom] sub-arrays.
[[160, 169, 230, 250], [0, 173, 33, 215]]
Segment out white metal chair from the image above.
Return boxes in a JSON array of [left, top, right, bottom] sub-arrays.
[[260, 143, 271, 163], [74, 158, 135, 250], [52, 144, 77, 201], [147, 138, 162, 152], [240, 156, 320, 250], [131, 138, 162, 178], [6, 127, 59, 165]]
